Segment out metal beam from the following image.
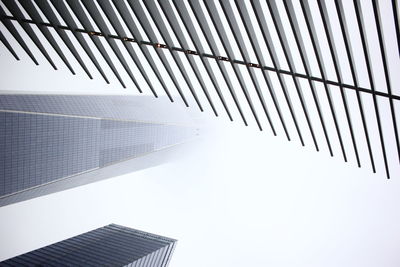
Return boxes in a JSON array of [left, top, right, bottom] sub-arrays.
[[111, 0, 173, 101], [127, 0, 192, 107], [0, 27, 18, 60], [372, 0, 400, 167], [170, 0, 233, 121], [203, 0, 263, 130], [335, 0, 376, 172], [238, 0, 291, 140], [282, 0, 333, 156], [299, 0, 348, 162], [141, 0, 214, 114], [353, 0, 390, 178], [188, 0, 248, 126], [18, 0, 75, 74], [96, 0, 158, 97], [50, 0, 109, 83], [317, 0, 360, 166], [0, 5, 37, 64], [268, 0, 322, 147], [66, 0, 125, 87], [219, 0, 276, 134], [152, 0, 218, 116], [35, 0, 92, 79], [78, 0, 142, 92], [3, 0, 56, 69], [392, 0, 400, 58]]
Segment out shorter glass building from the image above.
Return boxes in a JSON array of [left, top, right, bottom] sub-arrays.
[[0, 224, 176, 266]]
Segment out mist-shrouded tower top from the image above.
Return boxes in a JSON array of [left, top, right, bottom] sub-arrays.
[[0, 94, 200, 206]]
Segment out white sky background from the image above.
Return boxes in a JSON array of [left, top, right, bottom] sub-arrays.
[[1, 0, 400, 266]]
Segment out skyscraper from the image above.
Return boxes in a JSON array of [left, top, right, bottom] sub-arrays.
[[0, 94, 199, 206], [0, 224, 177, 266]]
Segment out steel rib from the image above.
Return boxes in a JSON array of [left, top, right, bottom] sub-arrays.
[[79, 0, 142, 92], [353, 0, 390, 178], [251, 0, 306, 142], [219, 0, 276, 134], [238, 0, 292, 140], [66, 0, 126, 88], [35, 0, 92, 79], [141, 0, 209, 113], [171, 0, 233, 121], [300, 0, 348, 162], [335, 0, 375, 172], [282, 0, 333, 155], [317, 0, 360, 166], [188, 0, 248, 126], [0, 27, 18, 60], [372, 0, 400, 166], [0, 5, 37, 64], [267, 0, 319, 148], [3, 0, 56, 69], [18, 0, 75, 74], [50, 0, 109, 83], [393, 0, 400, 58], [97, 0, 159, 97], [203, 0, 263, 130], [127, 0, 191, 107], [110, 0, 173, 101], [155, 0, 219, 116]]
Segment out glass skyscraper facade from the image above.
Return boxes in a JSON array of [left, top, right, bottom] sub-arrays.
[[0, 94, 198, 206], [0, 224, 176, 266]]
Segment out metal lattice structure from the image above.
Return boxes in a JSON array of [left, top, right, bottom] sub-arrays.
[[0, 0, 399, 178]]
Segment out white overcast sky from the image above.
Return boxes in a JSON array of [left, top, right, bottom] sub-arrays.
[[1, 0, 400, 266]]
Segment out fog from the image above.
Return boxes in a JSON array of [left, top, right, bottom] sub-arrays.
[[1, 1, 400, 265]]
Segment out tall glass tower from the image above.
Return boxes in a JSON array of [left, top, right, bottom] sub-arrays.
[[0, 94, 199, 206], [0, 224, 176, 266]]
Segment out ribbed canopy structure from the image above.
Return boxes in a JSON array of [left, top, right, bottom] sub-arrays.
[[0, 0, 399, 178]]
